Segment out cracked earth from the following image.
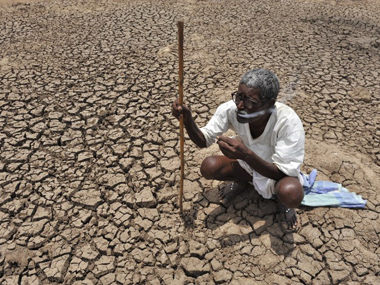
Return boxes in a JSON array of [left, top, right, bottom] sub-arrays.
[[0, 0, 379, 284]]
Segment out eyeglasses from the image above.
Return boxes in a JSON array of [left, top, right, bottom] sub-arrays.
[[231, 91, 264, 109]]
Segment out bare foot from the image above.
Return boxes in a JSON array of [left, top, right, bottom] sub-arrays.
[[219, 181, 248, 201], [277, 203, 299, 233]]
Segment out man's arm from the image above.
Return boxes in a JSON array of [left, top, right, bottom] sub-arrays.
[[172, 99, 207, 148], [216, 136, 286, 181], [243, 149, 286, 181]]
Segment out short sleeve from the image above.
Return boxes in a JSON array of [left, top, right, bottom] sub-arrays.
[[199, 102, 232, 147], [272, 130, 305, 177]]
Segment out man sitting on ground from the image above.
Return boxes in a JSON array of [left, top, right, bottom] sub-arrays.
[[172, 68, 305, 232]]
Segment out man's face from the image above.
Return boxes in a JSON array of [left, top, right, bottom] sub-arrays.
[[233, 84, 272, 124]]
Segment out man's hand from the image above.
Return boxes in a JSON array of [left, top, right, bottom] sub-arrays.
[[172, 98, 191, 122], [171, 99, 206, 148], [216, 136, 251, 160]]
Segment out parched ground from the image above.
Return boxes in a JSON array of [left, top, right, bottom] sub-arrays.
[[0, 0, 380, 284]]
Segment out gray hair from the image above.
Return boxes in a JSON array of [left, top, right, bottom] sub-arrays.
[[239, 69, 280, 101]]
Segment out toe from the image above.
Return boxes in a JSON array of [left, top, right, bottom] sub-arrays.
[[292, 219, 297, 229], [218, 188, 225, 199], [291, 213, 298, 229]]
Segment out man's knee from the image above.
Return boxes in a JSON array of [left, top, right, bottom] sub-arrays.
[[275, 177, 304, 208], [200, 156, 220, 180]]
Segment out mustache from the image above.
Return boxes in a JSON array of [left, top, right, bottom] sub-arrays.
[[236, 107, 274, 119]]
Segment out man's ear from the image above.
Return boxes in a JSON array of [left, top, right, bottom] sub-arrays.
[[267, 98, 276, 108]]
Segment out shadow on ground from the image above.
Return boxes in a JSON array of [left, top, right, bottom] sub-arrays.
[[182, 183, 296, 257]]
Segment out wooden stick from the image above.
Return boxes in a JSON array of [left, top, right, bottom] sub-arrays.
[[177, 21, 185, 215]]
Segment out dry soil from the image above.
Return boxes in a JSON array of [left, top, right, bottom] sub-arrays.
[[0, 0, 380, 284]]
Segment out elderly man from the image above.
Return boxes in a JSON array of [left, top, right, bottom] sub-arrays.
[[172, 68, 305, 232]]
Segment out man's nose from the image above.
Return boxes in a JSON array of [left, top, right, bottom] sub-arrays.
[[237, 100, 245, 110]]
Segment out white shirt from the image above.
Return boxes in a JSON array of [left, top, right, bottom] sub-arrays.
[[200, 100, 305, 198]]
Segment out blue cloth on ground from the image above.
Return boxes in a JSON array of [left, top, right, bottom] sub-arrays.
[[300, 169, 367, 208]]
